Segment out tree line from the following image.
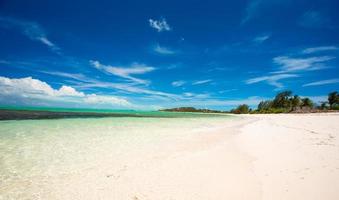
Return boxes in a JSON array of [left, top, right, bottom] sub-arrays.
[[160, 107, 227, 113], [231, 91, 339, 114]]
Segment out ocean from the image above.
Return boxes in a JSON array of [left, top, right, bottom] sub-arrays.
[[0, 111, 233, 199]]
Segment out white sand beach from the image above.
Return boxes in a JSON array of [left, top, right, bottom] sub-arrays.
[[238, 113, 339, 200], [1, 113, 339, 200]]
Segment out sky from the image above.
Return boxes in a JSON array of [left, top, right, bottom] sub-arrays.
[[0, 0, 338, 110]]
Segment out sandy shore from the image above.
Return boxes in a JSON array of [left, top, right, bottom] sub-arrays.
[[237, 113, 339, 200], [1, 114, 339, 199], [98, 113, 338, 200]]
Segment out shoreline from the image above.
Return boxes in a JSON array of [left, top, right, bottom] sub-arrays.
[[1, 113, 338, 199], [0, 109, 141, 120], [0, 109, 231, 120]]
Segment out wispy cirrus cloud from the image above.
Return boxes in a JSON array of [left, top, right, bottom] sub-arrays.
[[192, 79, 212, 85], [40, 71, 87, 81], [253, 33, 271, 43], [153, 44, 175, 55], [171, 80, 186, 87], [164, 96, 269, 109], [0, 16, 60, 53], [246, 74, 298, 88], [90, 60, 155, 85], [44, 71, 222, 105], [302, 46, 338, 54], [172, 79, 213, 88], [246, 48, 336, 89], [79, 81, 181, 100], [149, 18, 171, 32], [182, 92, 210, 99], [272, 56, 335, 73], [303, 79, 339, 87], [45, 70, 181, 100]]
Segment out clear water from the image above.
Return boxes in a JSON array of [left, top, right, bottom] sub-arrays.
[[0, 105, 229, 118], [0, 114, 233, 199]]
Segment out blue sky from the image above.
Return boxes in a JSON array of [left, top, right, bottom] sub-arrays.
[[0, 0, 338, 110]]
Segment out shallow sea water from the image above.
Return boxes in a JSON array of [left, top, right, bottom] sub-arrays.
[[0, 114, 233, 199]]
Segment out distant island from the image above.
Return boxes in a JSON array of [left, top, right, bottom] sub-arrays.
[[160, 107, 229, 113]]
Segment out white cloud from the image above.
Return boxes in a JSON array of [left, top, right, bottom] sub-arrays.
[[272, 56, 335, 73], [246, 74, 298, 88], [0, 76, 276, 110], [0, 17, 60, 52], [192, 79, 212, 85], [165, 96, 268, 109], [74, 79, 181, 100], [90, 60, 155, 85], [183, 92, 194, 97], [153, 44, 175, 55], [253, 34, 271, 43], [0, 76, 131, 107], [38, 37, 55, 47], [58, 85, 85, 97], [84, 94, 130, 106], [47, 70, 182, 100], [303, 78, 339, 87], [245, 52, 336, 89], [40, 71, 87, 81], [0, 76, 84, 97], [149, 18, 171, 32], [172, 80, 185, 87], [38, 70, 270, 109], [182, 92, 210, 99], [302, 46, 338, 54]]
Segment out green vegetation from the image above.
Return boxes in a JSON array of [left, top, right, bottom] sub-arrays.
[[160, 107, 229, 113], [328, 91, 339, 109], [230, 104, 250, 114], [251, 90, 314, 113], [161, 91, 338, 114], [231, 90, 338, 114]]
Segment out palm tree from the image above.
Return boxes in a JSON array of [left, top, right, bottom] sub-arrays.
[[291, 95, 301, 111], [257, 100, 273, 111], [328, 91, 339, 109], [232, 104, 250, 114], [272, 90, 293, 109], [301, 98, 313, 109], [319, 102, 328, 110]]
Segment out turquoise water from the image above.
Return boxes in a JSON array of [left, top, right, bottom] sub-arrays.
[[0, 115, 233, 199], [0, 105, 229, 118]]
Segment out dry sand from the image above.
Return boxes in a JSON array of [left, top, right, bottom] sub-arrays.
[[108, 113, 339, 200], [237, 113, 339, 200]]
